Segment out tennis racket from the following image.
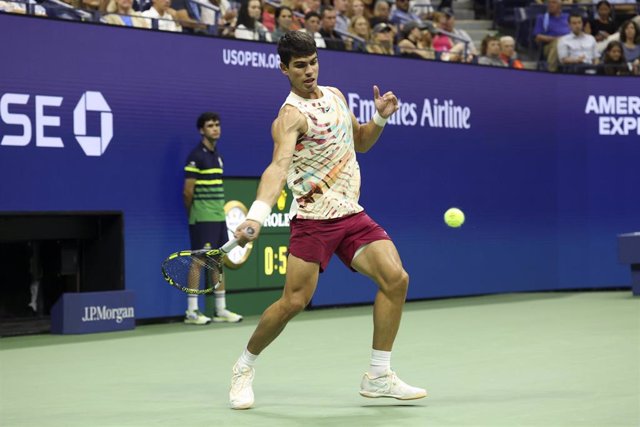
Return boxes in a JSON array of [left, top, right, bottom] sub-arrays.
[[161, 227, 254, 295]]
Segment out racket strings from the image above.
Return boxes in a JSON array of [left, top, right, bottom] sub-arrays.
[[162, 253, 223, 292]]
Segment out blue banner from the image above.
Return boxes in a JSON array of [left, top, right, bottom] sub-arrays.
[[1, 14, 638, 316], [50, 291, 135, 334]]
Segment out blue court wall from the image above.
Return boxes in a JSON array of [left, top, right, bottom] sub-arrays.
[[1, 14, 638, 316]]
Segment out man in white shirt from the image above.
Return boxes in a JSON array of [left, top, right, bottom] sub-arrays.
[[142, 0, 181, 31], [557, 12, 598, 71]]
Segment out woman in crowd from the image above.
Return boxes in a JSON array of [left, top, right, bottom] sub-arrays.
[[235, 0, 272, 41], [619, 19, 640, 63], [599, 40, 632, 75], [586, 1, 617, 43], [348, 15, 372, 52], [398, 21, 434, 59], [271, 6, 293, 42]]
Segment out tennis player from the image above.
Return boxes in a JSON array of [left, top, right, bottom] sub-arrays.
[[229, 31, 426, 409]]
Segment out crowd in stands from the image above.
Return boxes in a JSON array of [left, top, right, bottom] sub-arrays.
[[2, 0, 638, 74], [531, 0, 639, 73]]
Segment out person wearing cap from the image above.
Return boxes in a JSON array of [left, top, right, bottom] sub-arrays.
[[439, 7, 477, 56], [398, 21, 435, 59], [368, 22, 396, 55]]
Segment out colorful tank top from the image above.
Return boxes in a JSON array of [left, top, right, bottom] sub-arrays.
[[282, 86, 364, 220]]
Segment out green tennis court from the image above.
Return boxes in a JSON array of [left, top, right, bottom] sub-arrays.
[[1, 291, 638, 427]]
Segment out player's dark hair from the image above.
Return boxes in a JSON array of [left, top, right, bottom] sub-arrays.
[[277, 31, 317, 66], [197, 112, 220, 129]]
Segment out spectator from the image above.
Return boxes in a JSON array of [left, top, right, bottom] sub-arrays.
[[272, 6, 294, 42], [142, 0, 181, 31], [104, 0, 150, 27], [281, 0, 304, 29], [319, 6, 347, 49], [398, 21, 434, 59], [261, 1, 276, 31], [411, 0, 433, 20], [417, 20, 436, 58], [348, 0, 367, 19], [478, 34, 507, 66], [307, 0, 322, 13], [367, 21, 395, 54], [361, 0, 374, 18], [301, 10, 327, 48], [171, 0, 207, 32], [334, 0, 351, 33], [598, 40, 632, 75], [0, 0, 47, 15], [557, 12, 598, 71], [200, 0, 235, 31], [77, 0, 105, 16], [499, 35, 524, 68], [585, 1, 617, 42], [619, 19, 640, 62], [390, 0, 420, 30], [348, 15, 372, 51], [439, 8, 477, 55], [533, 0, 570, 71], [235, 0, 272, 41], [369, 0, 391, 28], [432, 11, 453, 51]]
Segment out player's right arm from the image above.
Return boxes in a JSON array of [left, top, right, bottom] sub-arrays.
[[234, 105, 307, 245]]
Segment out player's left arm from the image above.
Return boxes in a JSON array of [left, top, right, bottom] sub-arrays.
[[331, 85, 399, 153]]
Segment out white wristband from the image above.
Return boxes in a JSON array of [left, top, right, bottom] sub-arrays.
[[246, 200, 272, 224], [372, 111, 388, 127]]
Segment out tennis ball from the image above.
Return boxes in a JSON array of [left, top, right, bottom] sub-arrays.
[[444, 207, 465, 228]]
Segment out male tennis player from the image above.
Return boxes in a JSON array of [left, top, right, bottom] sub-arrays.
[[229, 31, 426, 409]]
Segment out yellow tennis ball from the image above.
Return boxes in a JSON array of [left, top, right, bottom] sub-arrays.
[[444, 207, 465, 228]]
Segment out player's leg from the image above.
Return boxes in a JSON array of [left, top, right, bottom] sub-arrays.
[[247, 255, 319, 353], [211, 221, 243, 323], [351, 240, 407, 351], [229, 255, 319, 409], [351, 240, 427, 400]]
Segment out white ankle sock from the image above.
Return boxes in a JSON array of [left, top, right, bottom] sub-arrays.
[[187, 295, 198, 312], [214, 290, 226, 313], [237, 348, 258, 368], [369, 349, 391, 378]]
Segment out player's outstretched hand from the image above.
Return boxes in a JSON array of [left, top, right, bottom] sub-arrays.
[[373, 85, 399, 118], [234, 221, 261, 247]]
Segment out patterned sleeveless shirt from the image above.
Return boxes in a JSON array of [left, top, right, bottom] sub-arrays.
[[282, 86, 364, 220]]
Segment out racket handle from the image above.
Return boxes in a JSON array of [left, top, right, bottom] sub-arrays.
[[221, 226, 255, 253]]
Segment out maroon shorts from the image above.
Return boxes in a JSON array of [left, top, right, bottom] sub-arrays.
[[288, 211, 391, 272]]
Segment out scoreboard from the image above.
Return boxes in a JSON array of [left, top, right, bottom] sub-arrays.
[[218, 178, 291, 292]]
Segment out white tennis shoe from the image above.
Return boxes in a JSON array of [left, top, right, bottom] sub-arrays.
[[214, 309, 243, 323], [229, 363, 255, 410], [183, 310, 211, 325], [359, 370, 427, 400]]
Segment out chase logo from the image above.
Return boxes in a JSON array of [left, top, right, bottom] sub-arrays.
[[0, 91, 114, 156], [74, 91, 113, 156]]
